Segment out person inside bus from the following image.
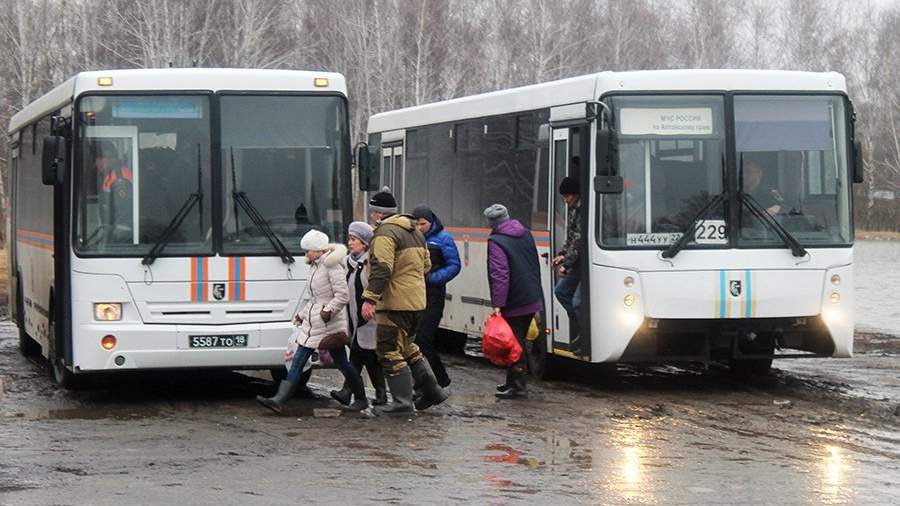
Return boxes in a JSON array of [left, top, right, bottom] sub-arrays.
[[551, 176, 582, 349], [742, 158, 784, 216], [485, 203, 543, 399], [411, 204, 461, 391], [92, 143, 134, 242]]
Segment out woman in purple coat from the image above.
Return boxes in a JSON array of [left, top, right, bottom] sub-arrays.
[[483, 204, 544, 399]]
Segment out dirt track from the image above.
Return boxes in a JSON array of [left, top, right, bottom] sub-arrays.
[[1, 321, 898, 505]]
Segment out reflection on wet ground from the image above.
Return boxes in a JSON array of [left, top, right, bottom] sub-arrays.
[[2, 326, 899, 504]]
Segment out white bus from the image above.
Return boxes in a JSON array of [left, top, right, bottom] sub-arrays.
[[362, 69, 863, 376], [7, 69, 352, 387]]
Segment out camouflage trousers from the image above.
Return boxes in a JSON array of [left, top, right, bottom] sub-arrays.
[[375, 310, 424, 376]]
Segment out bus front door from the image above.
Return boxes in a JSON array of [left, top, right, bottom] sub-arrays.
[[549, 127, 582, 358]]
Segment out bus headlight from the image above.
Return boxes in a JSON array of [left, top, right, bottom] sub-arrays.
[[623, 294, 636, 307], [830, 274, 841, 286], [822, 308, 842, 325], [830, 292, 840, 305], [94, 303, 122, 321], [624, 276, 634, 288]]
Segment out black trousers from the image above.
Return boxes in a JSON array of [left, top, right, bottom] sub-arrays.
[[415, 291, 451, 387], [504, 314, 533, 370], [349, 338, 386, 391]]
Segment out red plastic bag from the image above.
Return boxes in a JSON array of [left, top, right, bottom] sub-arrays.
[[482, 314, 523, 367]]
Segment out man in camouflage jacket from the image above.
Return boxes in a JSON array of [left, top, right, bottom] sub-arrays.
[[361, 188, 449, 415], [552, 177, 583, 331]]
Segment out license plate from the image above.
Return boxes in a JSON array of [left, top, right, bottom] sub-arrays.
[[189, 334, 249, 348]]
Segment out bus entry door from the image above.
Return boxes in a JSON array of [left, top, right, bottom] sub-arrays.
[[549, 127, 575, 356]]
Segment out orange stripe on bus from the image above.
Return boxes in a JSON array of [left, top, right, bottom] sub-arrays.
[[228, 257, 235, 300], [16, 238, 54, 252], [445, 225, 550, 238], [16, 228, 54, 240]]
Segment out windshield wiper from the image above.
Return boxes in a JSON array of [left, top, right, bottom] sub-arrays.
[[142, 194, 201, 266], [661, 193, 726, 259], [143, 145, 204, 266], [230, 147, 295, 265], [741, 193, 807, 258]]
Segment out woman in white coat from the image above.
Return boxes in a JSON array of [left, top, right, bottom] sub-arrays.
[[330, 221, 388, 407], [257, 230, 368, 414]]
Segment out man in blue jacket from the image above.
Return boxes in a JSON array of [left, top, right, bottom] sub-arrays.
[[412, 205, 461, 388]]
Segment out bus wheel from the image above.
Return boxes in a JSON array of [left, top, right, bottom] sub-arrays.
[[47, 321, 80, 389], [729, 356, 773, 376], [730, 333, 775, 377], [526, 333, 556, 380], [16, 281, 41, 357], [269, 367, 287, 382]]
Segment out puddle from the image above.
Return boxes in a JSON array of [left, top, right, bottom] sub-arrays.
[[28, 406, 160, 420]]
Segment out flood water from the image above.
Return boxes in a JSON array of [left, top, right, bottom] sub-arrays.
[[854, 240, 900, 336]]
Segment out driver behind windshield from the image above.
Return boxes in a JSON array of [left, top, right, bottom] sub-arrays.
[[92, 141, 134, 242], [742, 158, 784, 216]]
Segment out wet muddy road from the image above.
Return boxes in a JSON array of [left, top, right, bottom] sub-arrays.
[[1, 322, 899, 505]]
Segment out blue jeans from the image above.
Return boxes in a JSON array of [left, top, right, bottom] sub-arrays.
[[287, 345, 361, 388], [554, 266, 582, 318]]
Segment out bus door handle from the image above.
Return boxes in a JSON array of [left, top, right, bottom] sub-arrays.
[[540, 252, 550, 264]]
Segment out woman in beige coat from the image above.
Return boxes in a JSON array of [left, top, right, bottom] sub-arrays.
[[257, 230, 368, 414]]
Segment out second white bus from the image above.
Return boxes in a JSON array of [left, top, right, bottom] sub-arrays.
[[362, 69, 863, 376]]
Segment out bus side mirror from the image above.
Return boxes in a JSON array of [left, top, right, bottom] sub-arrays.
[[852, 139, 864, 184], [594, 128, 622, 194], [41, 135, 66, 185], [356, 144, 380, 191]]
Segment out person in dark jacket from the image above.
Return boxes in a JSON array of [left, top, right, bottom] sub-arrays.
[[552, 176, 583, 348], [411, 205, 461, 389], [484, 204, 544, 399]]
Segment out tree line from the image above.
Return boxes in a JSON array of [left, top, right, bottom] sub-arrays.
[[1, 0, 898, 233]]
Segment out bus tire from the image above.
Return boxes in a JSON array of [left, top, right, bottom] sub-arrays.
[[16, 275, 41, 357], [269, 367, 287, 382], [729, 357, 773, 377], [47, 320, 81, 389], [526, 333, 557, 380], [730, 333, 775, 377]]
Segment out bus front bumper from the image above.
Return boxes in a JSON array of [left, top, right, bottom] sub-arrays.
[[71, 322, 291, 372]]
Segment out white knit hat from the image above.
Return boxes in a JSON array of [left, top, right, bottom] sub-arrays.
[[300, 229, 329, 251]]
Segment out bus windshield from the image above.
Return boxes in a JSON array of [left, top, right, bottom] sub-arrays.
[[75, 94, 213, 256], [736, 95, 851, 247], [220, 94, 348, 254], [601, 95, 726, 248]]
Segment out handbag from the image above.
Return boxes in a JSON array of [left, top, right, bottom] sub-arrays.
[[318, 331, 350, 350]]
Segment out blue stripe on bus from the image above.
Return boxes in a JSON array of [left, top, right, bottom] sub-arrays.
[[719, 270, 726, 319], [745, 270, 752, 318], [196, 258, 204, 301], [234, 257, 242, 300]]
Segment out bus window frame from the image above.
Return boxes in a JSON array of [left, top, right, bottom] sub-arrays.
[[595, 90, 855, 252], [71, 90, 216, 259], [596, 91, 728, 252], [216, 90, 353, 257], [731, 91, 855, 250]]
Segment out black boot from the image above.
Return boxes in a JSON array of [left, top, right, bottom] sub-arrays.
[[373, 387, 388, 406], [256, 380, 297, 414], [373, 368, 415, 416], [343, 375, 370, 412], [495, 366, 527, 399], [496, 368, 513, 393], [410, 359, 449, 411], [370, 365, 388, 406], [330, 381, 352, 407]]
